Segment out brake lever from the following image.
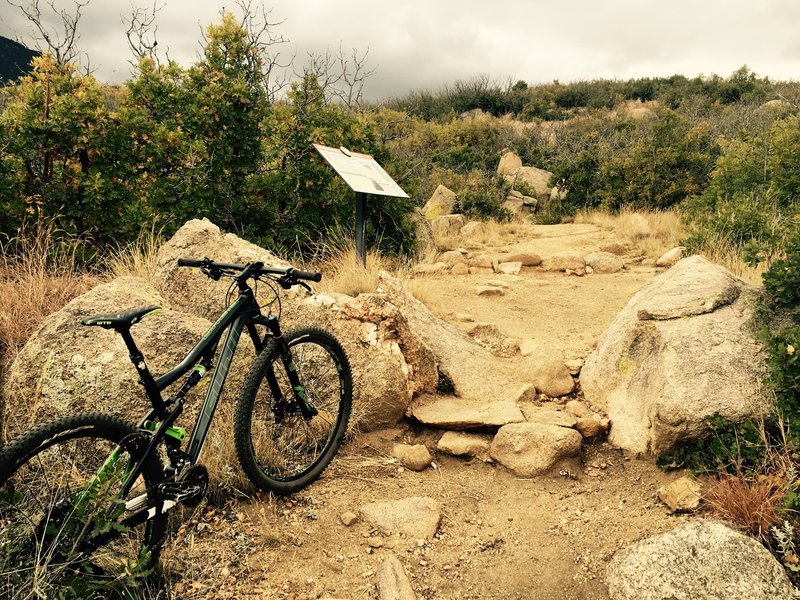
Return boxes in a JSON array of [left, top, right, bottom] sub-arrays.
[[298, 281, 312, 294], [202, 267, 222, 281]]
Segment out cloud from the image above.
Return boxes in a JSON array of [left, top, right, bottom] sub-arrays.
[[1, 0, 799, 99]]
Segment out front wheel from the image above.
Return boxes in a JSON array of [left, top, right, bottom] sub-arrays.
[[0, 413, 166, 598], [234, 327, 353, 495]]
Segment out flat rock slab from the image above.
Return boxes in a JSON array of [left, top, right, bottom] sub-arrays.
[[521, 406, 577, 428], [408, 394, 524, 430], [657, 476, 701, 512], [359, 497, 441, 539]]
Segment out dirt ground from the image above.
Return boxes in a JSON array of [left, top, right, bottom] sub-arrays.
[[162, 223, 690, 600]]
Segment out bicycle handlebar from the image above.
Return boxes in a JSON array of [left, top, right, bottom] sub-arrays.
[[176, 257, 322, 283]]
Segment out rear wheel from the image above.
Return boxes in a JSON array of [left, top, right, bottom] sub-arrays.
[[0, 413, 166, 598], [234, 327, 352, 495]]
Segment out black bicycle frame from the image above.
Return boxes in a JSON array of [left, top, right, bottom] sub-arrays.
[[115, 286, 270, 500]]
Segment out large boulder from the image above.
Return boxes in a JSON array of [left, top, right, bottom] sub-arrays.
[[606, 520, 794, 600], [496, 151, 523, 177], [513, 166, 554, 200], [153, 220, 439, 431], [581, 256, 768, 454], [3, 277, 210, 433], [154, 218, 289, 321], [283, 292, 439, 429], [421, 185, 457, 221], [431, 214, 466, 241]]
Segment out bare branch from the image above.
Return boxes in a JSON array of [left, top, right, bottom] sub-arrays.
[[123, 0, 164, 66], [7, 0, 89, 66]]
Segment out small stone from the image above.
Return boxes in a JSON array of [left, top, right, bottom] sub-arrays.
[[340, 511, 359, 527], [490, 423, 582, 477], [476, 286, 505, 297], [514, 383, 537, 403], [469, 266, 493, 275], [585, 251, 624, 274], [450, 262, 469, 275], [497, 261, 522, 275], [658, 476, 702, 512], [504, 252, 542, 267], [437, 431, 492, 459], [656, 246, 686, 267], [564, 359, 584, 375], [565, 399, 591, 417], [575, 415, 609, 439], [392, 444, 433, 471]]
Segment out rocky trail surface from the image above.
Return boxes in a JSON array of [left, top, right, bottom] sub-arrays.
[[160, 223, 692, 600]]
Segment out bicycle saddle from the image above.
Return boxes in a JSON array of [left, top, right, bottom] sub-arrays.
[[81, 306, 162, 330]]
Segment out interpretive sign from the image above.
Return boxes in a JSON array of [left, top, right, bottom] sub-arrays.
[[314, 144, 409, 266]]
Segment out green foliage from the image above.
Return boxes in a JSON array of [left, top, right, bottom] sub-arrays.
[[681, 116, 800, 255], [763, 233, 800, 308], [550, 109, 717, 213], [1, 455, 152, 598], [656, 413, 768, 473]]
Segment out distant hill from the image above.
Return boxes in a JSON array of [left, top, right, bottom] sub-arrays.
[[0, 36, 38, 84]]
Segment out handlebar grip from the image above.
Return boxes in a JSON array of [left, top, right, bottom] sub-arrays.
[[292, 269, 322, 283], [177, 258, 205, 268]]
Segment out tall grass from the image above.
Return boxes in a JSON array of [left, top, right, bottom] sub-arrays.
[[575, 208, 683, 257], [102, 226, 164, 282], [0, 221, 92, 361]]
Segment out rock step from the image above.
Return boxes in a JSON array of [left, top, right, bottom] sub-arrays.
[[407, 393, 524, 430]]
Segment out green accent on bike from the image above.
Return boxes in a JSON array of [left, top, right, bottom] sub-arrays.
[[132, 307, 162, 325], [288, 361, 296, 372], [143, 420, 187, 442], [293, 385, 307, 401]]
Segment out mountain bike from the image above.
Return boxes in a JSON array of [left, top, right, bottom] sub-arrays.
[[0, 257, 353, 597]]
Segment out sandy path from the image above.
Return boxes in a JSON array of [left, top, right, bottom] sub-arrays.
[[164, 224, 688, 600]]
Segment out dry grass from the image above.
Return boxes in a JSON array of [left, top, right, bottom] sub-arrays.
[[703, 473, 787, 541], [686, 233, 767, 285], [432, 216, 538, 252], [102, 226, 164, 282], [575, 208, 767, 283], [575, 208, 683, 257], [0, 221, 93, 361], [313, 246, 436, 305]]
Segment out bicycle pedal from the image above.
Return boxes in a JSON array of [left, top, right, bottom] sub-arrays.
[[156, 465, 208, 507]]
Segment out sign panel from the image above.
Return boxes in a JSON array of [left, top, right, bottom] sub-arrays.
[[313, 144, 409, 198]]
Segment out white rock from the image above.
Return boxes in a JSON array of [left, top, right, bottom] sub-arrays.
[[607, 520, 794, 600]]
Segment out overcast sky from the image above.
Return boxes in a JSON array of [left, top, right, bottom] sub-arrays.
[[2, 0, 799, 100]]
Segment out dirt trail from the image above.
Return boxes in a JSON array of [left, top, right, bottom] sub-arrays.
[[164, 224, 688, 600]]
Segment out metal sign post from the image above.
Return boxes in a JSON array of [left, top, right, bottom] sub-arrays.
[[313, 144, 408, 267], [354, 192, 367, 265]]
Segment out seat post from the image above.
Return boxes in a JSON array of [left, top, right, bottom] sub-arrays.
[[118, 327, 163, 410]]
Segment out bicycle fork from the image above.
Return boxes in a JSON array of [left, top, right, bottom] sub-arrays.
[[261, 316, 318, 422]]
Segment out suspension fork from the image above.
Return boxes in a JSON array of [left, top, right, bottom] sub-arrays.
[[262, 316, 317, 421]]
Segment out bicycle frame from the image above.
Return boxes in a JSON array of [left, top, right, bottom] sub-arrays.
[[115, 283, 274, 500]]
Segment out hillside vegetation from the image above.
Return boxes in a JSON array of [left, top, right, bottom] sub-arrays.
[[0, 11, 798, 266]]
